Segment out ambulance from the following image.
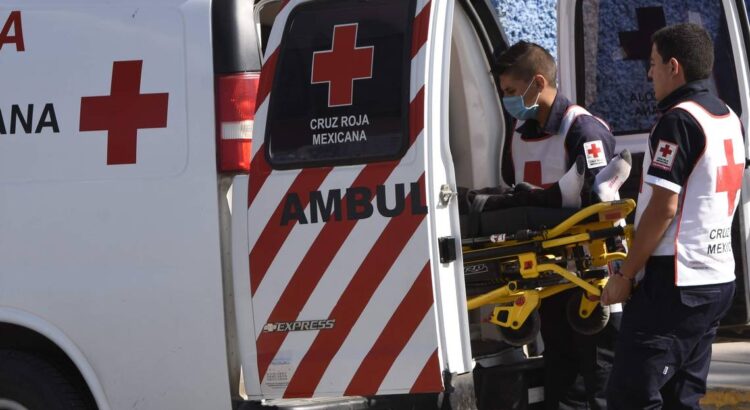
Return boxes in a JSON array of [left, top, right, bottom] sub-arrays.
[[1, 0, 749, 409]]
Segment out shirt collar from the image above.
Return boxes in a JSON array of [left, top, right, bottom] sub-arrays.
[[656, 79, 711, 113], [515, 93, 572, 138]]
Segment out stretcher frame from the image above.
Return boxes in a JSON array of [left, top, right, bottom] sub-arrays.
[[463, 199, 636, 338]]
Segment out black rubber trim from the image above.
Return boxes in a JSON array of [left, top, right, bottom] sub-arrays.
[[738, 0, 750, 67], [459, 0, 509, 67], [212, 0, 263, 73]]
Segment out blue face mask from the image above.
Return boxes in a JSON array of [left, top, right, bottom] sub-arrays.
[[502, 79, 541, 121]]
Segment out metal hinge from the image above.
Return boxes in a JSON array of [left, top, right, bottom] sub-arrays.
[[439, 184, 457, 207]]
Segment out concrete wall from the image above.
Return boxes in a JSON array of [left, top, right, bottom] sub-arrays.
[[493, 0, 557, 58]]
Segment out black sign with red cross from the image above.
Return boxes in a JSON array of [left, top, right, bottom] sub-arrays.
[[311, 23, 374, 108], [265, 0, 414, 169]]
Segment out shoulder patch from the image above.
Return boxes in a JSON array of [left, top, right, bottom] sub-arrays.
[[583, 140, 607, 169], [652, 140, 679, 171]]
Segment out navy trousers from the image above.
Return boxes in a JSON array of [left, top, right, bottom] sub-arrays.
[[606, 257, 735, 410]]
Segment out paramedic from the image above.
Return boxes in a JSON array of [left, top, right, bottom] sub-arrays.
[[602, 23, 742, 409], [465, 42, 631, 215], [494, 41, 625, 410]]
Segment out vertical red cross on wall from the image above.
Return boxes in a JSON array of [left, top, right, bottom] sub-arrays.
[[80, 60, 169, 165], [311, 23, 374, 107]]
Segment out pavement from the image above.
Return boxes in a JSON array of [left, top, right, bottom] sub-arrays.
[[702, 341, 750, 409]]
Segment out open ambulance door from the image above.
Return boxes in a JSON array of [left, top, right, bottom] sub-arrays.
[[558, 0, 750, 328], [234, 0, 472, 400]]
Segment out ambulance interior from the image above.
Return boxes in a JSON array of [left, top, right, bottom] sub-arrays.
[[448, 4, 507, 193], [447, 2, 563, 355]]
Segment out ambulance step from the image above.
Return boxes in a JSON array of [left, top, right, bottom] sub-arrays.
[[235, 394, 441, 409], [236, 397, 368, 410]]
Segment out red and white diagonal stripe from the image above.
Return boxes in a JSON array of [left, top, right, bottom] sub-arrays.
[[247, 0, 440, 398]]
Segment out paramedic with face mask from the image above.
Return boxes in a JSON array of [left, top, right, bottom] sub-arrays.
[[492, 41, 629, 410], [602, 23, 743, 409]]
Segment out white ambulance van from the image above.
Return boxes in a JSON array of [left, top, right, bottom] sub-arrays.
[[1, 0, 749, 409]]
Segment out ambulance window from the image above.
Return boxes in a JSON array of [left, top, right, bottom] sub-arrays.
[[265, 0, 413, 169], [576, 0, 742, 136]]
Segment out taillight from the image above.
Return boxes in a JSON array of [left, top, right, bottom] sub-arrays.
[[216, 72, 260, 173]]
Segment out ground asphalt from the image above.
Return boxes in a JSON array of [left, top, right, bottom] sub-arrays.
[[702, 341, 750, 409]]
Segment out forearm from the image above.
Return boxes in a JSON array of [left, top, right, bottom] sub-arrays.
[[620, 201, 676, 279]]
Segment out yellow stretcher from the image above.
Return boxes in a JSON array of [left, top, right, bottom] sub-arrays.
[[462, 199, 635, 346]]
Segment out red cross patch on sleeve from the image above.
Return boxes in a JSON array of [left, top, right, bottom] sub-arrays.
[[584, 140, 607, 169], [652, 140, 679, 171]]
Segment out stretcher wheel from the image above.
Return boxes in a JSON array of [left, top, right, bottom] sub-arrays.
[[566, 290, 610, 335], [498, 310, 540, 347]]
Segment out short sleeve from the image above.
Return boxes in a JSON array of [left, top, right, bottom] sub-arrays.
[[644, 110, 705, 193]]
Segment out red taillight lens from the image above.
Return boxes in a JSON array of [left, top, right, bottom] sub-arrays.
[[216, 72, 260, 173]]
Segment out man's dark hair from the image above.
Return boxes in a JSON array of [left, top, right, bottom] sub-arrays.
[[651, 23, 714, 82], [494, 41, 557, 88]]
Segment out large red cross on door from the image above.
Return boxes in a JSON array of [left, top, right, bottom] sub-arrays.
[[80, 60, 169, 165], [311, 23, 374, 107], [716, 139, 744, 216]]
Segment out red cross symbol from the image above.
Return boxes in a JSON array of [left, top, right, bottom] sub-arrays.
[[523, 161, 553, 189], [659, 144, 673, 158], [80, 60, 169, 165], [311, 23, 374, 107], [587, 142, 602, 158], [716, 139, 744, 216]]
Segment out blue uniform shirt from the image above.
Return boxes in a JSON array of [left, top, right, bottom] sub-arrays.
[[502, 93, 616, 185]]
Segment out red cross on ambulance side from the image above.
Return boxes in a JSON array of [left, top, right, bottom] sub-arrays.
[[79, 60, 169, 165], [311, 23, 374, 107]]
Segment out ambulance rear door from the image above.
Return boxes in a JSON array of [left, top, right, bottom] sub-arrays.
[[558, 0, 750, 327], [238, 0, 471, 399]]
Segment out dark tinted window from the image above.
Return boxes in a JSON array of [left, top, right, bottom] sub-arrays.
[[265, 0, 414, 169], [577, 0, 742, 135]]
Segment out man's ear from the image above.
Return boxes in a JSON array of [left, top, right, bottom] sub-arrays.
[[669, 57, 681, 77], [534, 74, 547, 90]]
